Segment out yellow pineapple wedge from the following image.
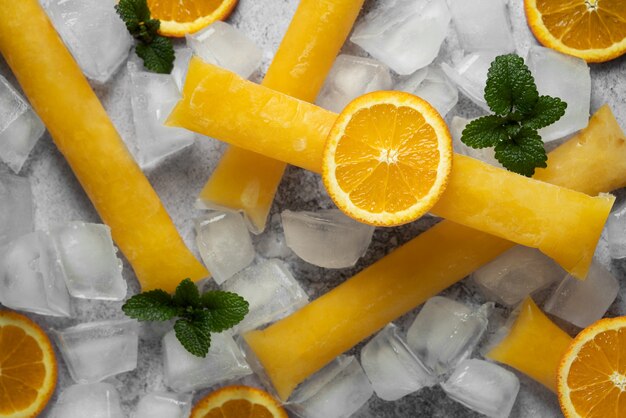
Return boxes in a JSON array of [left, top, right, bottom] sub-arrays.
[[198, 0, 365, 233], [241, 105, 626, 401], [168, 60, 613, 278], [486, 298, 573, 392], [0, 0, 208, 292]]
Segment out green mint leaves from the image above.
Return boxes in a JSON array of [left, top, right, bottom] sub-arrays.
[[461, 54, 567, 177], [122, 279, 249, 357], [115, 0, 175, 74]]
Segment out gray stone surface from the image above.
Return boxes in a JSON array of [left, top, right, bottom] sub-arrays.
[[1, 0, 625, 417]]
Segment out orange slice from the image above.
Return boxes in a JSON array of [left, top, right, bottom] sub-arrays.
[[147, 0, 238, 37], [191, 385, 288, 418], [525, 0, 626, 62], [0, 310, 57, 418], [322, 91, 452, 227], [558, 316, 626, 417]]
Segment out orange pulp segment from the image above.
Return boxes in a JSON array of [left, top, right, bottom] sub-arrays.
[[524, 0, 626, 62], [323, 91, 453, 226], [558, 316, 626, 418], [191, 385, 288, 418], [147, 0, 238, 37], [0, 310, 57, 418]]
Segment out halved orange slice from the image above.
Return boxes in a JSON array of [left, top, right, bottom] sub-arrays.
[[0, 310, 57, 418], [191, 385, 288, 418], [322, 91, 452, 227], [558, 316, 626, 417], [525, 0, 626, 62], [147, 0, 238, 37]]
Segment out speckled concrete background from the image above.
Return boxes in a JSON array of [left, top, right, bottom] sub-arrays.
[[1, 0, 625, 417]]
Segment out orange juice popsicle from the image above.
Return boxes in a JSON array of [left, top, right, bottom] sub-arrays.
[[0, 0, 208, 292], [198, 0, 365, 233], [168, 61, 613, 278]]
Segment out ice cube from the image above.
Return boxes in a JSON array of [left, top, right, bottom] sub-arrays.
[[43, 0, 132, 83], [395, 67, 458, 117], [288, 356, 373, 418], [360, 324, 437, 401], [316, 55, 392, 113], [448, 0, 515, 53], [526, 45, 591, 142], [441, 51, 501, 111], [51, 222, 126, 300], [449, 116, 501, 167], [0, 231, 70, 317], [607, 200, 626, 259], [544, 261, 619, 328], [472, 246, 565, 306], [221, 259, 309, 333], [350, 0, 451, 75], [135, 392, 193, 418], [0, 172, 33, 246], [50, 382, 124, 418], [171, 47, 193, 92], [195, 211, 255, 284], [163, 330, 251, 392], [281, 209, 374, 269], [53, 319, 139, 383], [185, 21, 263, 79], [129, 67, 196, 168], [406, 296, 490, 375], [441, 359, 520, 418], [0, 76, 45, 173]]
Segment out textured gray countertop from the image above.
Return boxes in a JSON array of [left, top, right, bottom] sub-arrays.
[[2, 0, 626, 417]]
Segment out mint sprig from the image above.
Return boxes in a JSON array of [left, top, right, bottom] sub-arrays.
[[461, 54, 567, 176], [115, 0, 174, 74], [123, 279, 249, 357]]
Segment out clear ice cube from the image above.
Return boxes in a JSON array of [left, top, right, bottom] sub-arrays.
[[53, 319, 139, 383], [0, 231, 70, 317], [288, 356, 373, 418], [129, 66, 196, 168], [441, 51, 501, 111], [395, 67, 458, 117], [43, 0, 132, 83], [544, 261, 619, 328], [406, 296, 490, 375], [135, 392, 193, 418], [281, 209, 374, 269], [50, 382, 124, 418], [163, 330, 251, 392], [350, 0, 451, 75], [185, 21, 263, 79], [316, 55, 392, 113], [0, 172, 33, 246], [51, 222, 126, 300], [360, 324, 437, 401], [195, 211, 255, 285], [526, 45, 591, 142], [608, 200, 626, 259], [449, 116, 501, 167], [448, 0, 515, 53], [221, 259, 309, 333], [473, 246, 565, 306], [0, 76, 45, 173], [171, 47, 193, 92], [441, 359, 520, 418]]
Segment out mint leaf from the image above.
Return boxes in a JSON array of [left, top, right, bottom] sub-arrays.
[[494, 128, 547, 177], [461, 115, 509, 148], [115, 0, 151, 34], [485, 54, 538, 116], [200, 291, 249, 332], [173, 278, 200, 308], [122, 289, 177, 321], [174, 319, 211, 357], [135, 36, 175, 74], [522, 96, 568, 130]]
